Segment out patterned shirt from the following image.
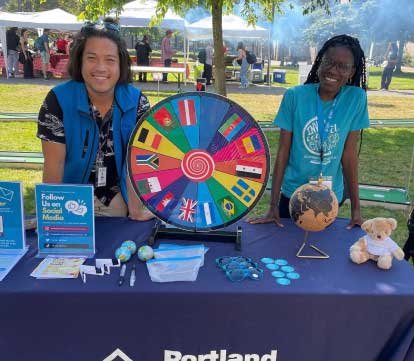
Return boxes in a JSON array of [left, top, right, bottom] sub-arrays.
[[37, 90, 150, 206]]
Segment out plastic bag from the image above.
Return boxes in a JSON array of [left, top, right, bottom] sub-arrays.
[[146, 256, 203, 282], [154, 245, 206, 266]]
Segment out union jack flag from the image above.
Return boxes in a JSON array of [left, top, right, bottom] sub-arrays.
[[178, 197, 198, 223]]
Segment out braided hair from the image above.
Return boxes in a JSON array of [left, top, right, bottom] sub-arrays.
[[305, 34, 367, 91]]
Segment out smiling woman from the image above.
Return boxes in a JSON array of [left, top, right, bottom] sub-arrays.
[[248, 34, 370, 231], [35, 17, 154, 222]]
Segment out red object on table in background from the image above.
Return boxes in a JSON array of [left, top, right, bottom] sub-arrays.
[[56, 38, 68, 54]]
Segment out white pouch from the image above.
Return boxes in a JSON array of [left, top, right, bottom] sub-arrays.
[[146, 256, 203, 282], [154, 245, 206, 266]]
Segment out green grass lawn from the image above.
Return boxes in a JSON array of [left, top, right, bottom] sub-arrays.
[[367, 67, 414, 90], [0, 83, 413, 249]]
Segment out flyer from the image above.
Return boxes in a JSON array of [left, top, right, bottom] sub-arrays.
[[35, 184, 95, 258], [0, 181, 28, 281], [0, 181, 26, 251], [30, 257, 86, 279]]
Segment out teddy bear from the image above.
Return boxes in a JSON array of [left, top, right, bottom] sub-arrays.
[[350, 217, 405, 270]]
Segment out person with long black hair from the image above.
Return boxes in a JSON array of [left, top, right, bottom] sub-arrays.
[[249, 34, 369, 229]]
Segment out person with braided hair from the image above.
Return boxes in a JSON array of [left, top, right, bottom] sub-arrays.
[[249, 34, 369, 229]]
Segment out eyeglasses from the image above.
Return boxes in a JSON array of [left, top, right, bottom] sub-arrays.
[[81, 21, 121, 35], [216, 256, 263, 282], [320, 57, 354, 74]]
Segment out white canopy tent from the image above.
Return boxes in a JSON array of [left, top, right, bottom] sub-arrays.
[[0, 8, 83, 78], [111, 0, 187, 81], [114, 0, 185, 31], [186, 14, 268, 41]]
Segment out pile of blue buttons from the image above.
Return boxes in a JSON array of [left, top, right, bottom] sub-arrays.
[[261, 258, 300, 286], [216, 256, 264, 282]]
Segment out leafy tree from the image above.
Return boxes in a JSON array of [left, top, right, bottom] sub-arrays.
[[303, 2, 366, 49], [5, 0, 82, 14], [80, 0, 332, 96], [358, 0, 414, 72]]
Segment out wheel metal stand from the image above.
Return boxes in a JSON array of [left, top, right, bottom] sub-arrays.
[[148, 221, 242, 251]]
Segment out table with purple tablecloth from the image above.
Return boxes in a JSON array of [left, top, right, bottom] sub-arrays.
[[0, 217, 413, 361]]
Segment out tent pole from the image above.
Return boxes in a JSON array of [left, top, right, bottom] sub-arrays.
[[183, 31, 187, 85]]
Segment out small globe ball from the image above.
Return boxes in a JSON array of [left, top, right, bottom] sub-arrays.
[[289, 182, 339, 232], [115, 246, 132, 263], [137, 245, 154, 262], [121, 240, 137, 255]]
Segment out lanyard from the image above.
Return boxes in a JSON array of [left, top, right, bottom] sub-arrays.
[[316, 85, 339, 164], [91, 104, 113, 164]]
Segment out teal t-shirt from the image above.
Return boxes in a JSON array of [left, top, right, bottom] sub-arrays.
[[274, 83, 370, 201]]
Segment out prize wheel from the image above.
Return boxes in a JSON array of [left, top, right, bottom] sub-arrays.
[[127, 92, 270, 232]]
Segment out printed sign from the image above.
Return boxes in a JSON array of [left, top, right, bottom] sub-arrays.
[[35, 184, 95, 258]]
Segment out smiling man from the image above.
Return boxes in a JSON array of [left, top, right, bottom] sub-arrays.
[[248, 35, 370, 230], [37, 18, 154, 221]]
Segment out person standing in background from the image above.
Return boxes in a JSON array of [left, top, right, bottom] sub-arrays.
[[38, 29, 50, 80], [237, 42, 249, 88], [134, 35, 152, 82], [380, 42, 398, 91], [56, 33, 68, 54], [202, 42, 214, 86], [19, 28, 33, 78], [6, 27, 20, 78], [161, 29, 175, 82]]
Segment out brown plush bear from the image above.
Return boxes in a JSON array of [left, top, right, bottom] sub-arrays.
[[350, 217, 404, 270]]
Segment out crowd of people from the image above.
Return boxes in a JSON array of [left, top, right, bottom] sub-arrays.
[[5, 27, 74, 79]]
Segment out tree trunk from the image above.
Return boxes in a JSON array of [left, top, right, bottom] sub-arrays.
[[212, 0, 226, 96], [395, 36, 406, 74]]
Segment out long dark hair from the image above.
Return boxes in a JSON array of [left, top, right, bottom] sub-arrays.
[[68, 18, 132, 84], [305, 34, 367, 91]]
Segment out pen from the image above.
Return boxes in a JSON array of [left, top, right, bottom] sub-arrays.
[[129, 263, 136, 287], [118, 264, 126, 286]]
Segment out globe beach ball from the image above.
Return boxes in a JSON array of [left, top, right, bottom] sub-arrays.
[[121, 240, 137, 255], [115, 246, 132, 263], [137, 245, 154, 262]]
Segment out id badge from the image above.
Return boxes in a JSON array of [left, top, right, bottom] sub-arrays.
[[309, 176, 332, 190], [96, 166, 107, 187]]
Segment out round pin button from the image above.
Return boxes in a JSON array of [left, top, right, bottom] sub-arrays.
[[286, 272, 300, 280], [271, 271, 285, 278], [276, 278, 291, 286], [281, 266, 295, 273], [275, 259, 288, 266], [261, 258, 274, 264], [266, 263, 279, 270]]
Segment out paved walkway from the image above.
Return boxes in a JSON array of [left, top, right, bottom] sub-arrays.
[[1, 76, 414, 97]]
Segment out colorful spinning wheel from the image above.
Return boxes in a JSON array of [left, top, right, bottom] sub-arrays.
[[127, 92, 270, 231]]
